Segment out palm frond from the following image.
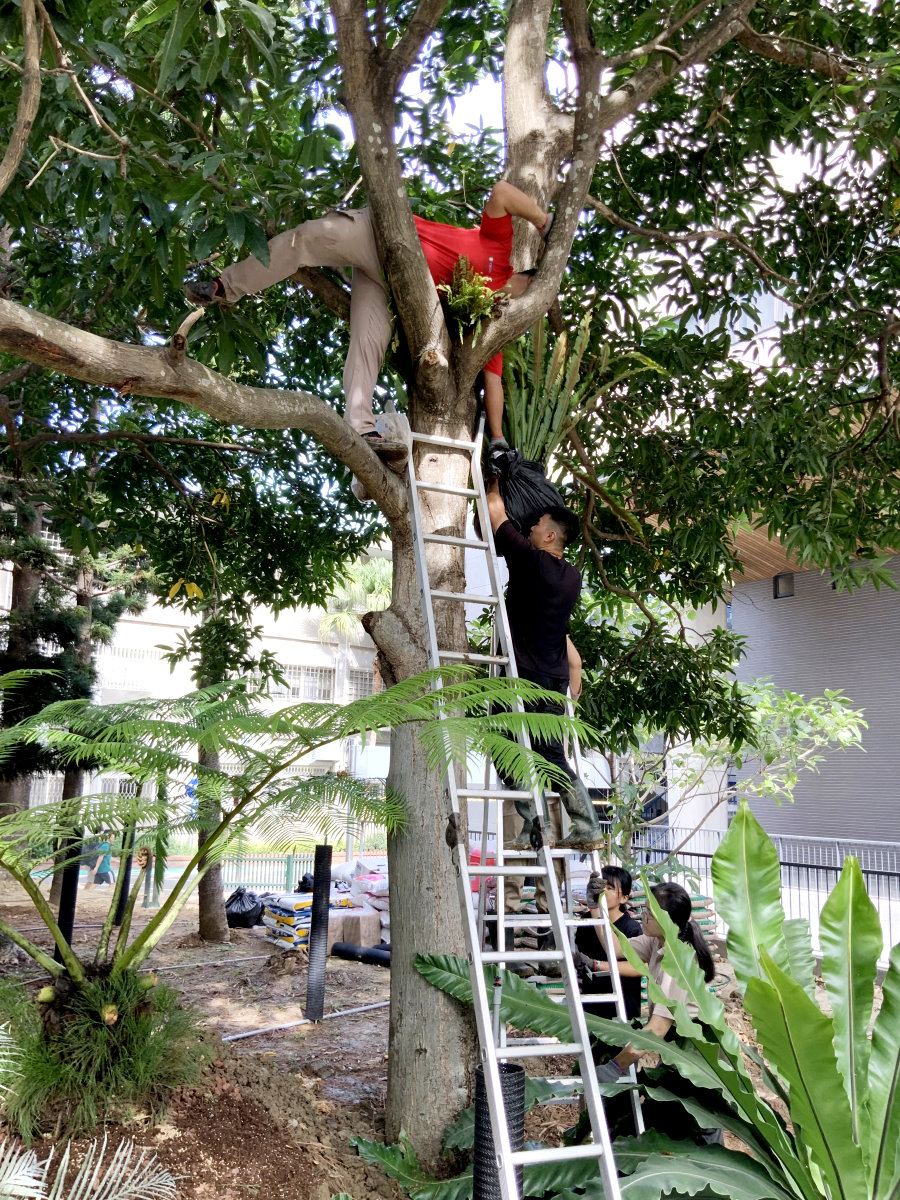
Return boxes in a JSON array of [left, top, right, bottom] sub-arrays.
[[0, 1140, 44, 1199], [44, 1135, 176, 1200]]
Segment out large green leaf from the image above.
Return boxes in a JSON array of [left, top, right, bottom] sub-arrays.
[[418, 955, 819, 1200], [614, 1143, 800, 1200], [867, 943, 900, 1199], [711, 803, 790, 991], [351, 1132, 473, 1200], [781, 918, 816, 1001], [745, 950, 866, 1200], [819, 857, 882, 1145]]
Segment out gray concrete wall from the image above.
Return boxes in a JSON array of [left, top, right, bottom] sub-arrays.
[[731, 557, 900, 843]]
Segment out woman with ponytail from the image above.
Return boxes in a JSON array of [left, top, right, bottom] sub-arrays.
[[598, 882, 714, 1078]]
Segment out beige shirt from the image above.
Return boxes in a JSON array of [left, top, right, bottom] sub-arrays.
[[628, 933, 699, 1023]]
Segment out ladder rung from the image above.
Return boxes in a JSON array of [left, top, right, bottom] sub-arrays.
[[430, 589, 499, 605], [500, 1042, 585, 1059], [423, 533, 490, 549], [411, 432, 477, 450], [439, 650, 509, 665], [466, 865, 548, 877], [510, 1144, 606, 1167], [481, 950, 564, 963], [415, 480, 478, 497], [457, 788, 533, 799], [581, 994, 618, 1003]]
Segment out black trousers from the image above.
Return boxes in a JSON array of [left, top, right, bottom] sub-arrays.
[[496, 668, 577, 803]]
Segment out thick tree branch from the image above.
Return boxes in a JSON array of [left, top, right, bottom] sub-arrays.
[[735, 21, 852, 81], [0, 298, 407, 520], [289, 267, 351, 321], [330, 0, 451, 413], [384, 0, 447, 95], [0, 0, 42, 200]]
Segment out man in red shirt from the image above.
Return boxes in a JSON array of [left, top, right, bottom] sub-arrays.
[[185, 182, 550, 450]]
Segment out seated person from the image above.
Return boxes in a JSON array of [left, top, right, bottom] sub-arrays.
[[573, 865, 643, 1021], [596, 881, 721, 1145]]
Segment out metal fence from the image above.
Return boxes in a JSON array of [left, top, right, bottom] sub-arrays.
[[626, 824, 900, 965], [469, 822, 900, 965], [222, 852, 316, 893]]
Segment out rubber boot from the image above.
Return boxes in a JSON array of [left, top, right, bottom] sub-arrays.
[[537, 930, 561, 978], [557, 779, 606, 851], [505, 797, 536, 850], [505, 929, 535, 979]]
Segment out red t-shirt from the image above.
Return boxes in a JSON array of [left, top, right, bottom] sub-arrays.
[[413, 209, 513, 376]]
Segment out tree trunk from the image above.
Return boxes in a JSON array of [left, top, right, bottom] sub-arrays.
[[0, 503, 43, 817], [366, 399, 480, 1165], [197, 744, 230, 944], [50, 562, 93, 906]]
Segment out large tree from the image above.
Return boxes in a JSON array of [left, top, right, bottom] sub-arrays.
[[1, 0, 898, 1161]]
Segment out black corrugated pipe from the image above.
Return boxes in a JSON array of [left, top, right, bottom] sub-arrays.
[[473, 1061, 525, 1200], [330, 942, 390, 967], [304, 844, 332, 1020]]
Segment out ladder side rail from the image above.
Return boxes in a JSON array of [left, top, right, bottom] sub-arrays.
[[407, 437, 523, 1200], [532, 841, 625, 1199]]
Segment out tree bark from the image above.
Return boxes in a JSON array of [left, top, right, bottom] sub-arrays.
[[197, 743, 230, 944], [50, 561, 92, 906], [0, 502, 43, 817]]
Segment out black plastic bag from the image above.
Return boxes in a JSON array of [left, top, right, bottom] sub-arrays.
[[479, 448, 565, 536], [225, 886, 263, 928], [296, 872, 315, 893]]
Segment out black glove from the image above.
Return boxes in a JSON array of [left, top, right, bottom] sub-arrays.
[[486, 445, 511, 482], [596, 1060, 624, 1084], [586, 872, 604, 907], [571, 950, 598, 975]]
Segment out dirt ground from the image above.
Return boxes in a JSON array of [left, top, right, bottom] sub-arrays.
[[0, 877, 831, 1200]]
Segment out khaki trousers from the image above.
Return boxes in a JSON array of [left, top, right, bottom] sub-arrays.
[[501, 798, 564, 913], [218, 209, 389, 434]]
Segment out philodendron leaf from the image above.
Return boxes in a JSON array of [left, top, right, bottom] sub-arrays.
[[867, 943, 900, 1200], [819, 856, 882, 1145], [711, 802, 790, 992], [745, 949, 866, 1200]]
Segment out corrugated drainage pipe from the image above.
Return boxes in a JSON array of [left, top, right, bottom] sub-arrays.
[[473, 1062, 525, 1200]]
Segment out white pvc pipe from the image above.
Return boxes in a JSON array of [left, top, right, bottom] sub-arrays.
[[222, 999, 390, 1042]]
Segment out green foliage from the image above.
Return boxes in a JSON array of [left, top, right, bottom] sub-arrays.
[[352, 1132, 473, 1200], [0, 973, 203, 1141], [0, 667, 592, 975], [417, 802, 900, 1199], [600, 677, 865, 872], [437, 257, 503, 347]]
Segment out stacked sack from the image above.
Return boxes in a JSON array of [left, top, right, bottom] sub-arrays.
[[262, 893, 312, 950], [349, 871, 390, 933], [263, 889, 358, 951]]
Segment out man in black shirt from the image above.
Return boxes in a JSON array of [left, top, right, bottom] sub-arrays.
[[485, 480, 604, 852]]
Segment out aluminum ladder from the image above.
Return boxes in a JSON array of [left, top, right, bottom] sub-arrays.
[[406, 420, 631, 1200]]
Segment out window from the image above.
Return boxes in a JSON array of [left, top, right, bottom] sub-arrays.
[[773, 573, 794, 599], [348, 669, 375, 701], [272, 665, 335, 702], [96, 646, 165, 690]]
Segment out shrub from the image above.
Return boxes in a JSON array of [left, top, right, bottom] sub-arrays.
[[0, 972, 204, 1141]]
